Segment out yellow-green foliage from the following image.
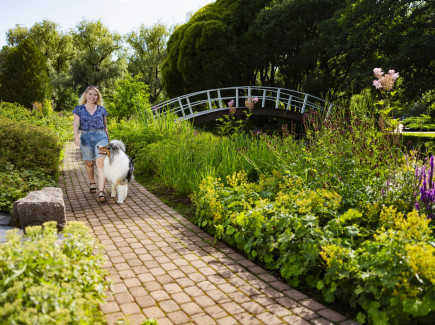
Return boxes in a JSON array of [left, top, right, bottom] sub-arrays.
[[0, 117, 62, 178], [193, 172, 435, 324], [0, 222, 109, 324]]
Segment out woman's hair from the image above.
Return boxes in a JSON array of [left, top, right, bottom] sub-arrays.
[[79, 86, 103, 105]]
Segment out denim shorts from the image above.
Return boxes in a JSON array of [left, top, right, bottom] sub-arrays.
[[79, 129, 109, 161]]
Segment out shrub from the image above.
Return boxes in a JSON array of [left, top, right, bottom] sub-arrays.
[[0, 117, 62, 178], [107, 73, 151, 121], [0, 162, 56, 213], [192, 172, 435, 324], [0, 38, 51, 108], [0, 221, 109, 324]]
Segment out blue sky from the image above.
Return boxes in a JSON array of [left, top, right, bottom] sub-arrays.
[[0, 0, 214, 47]]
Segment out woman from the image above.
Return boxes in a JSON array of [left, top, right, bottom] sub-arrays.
[[73, 85, 109, 203]]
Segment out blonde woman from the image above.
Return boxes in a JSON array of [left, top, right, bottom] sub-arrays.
[[73, 85, 109, 203]]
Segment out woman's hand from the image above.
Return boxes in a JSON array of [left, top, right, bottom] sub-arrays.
[[75, 137, 80, 146]]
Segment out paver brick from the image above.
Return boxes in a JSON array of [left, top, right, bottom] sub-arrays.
[[193, 294, 216, 308], [159, 299, 180, 313], [317, 309, 347, 322], [256, 311, 283, 325], [124, 277, 142, 288], [311, 317, 335, 325], [129, 286, 148, 297], [191, 312, 217, 325], [216, 316, 238, 325], [181, 301, 203, 315], [120, 302, 141, 315], [291, 306, 319, 320], [114, 292, 134, 304], [142, 306, 165, 319], [125, 313, 146, 325], [100, 301, 120, 314], [135, 295, 156, 308], [282, 314, 312, 325], [167, 310, 191, 324], [241, 301, 265, 315]]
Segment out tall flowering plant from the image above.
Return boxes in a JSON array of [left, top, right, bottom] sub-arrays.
[[216, 97, 258, 135], [372, 67, 401, 132], [415, 155, 435, 221]]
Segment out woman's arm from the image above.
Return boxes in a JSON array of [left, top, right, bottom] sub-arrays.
[[103, 116, 109, 141], [73, 114, 81, 146]]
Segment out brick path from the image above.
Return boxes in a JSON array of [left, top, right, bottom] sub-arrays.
[[59, 142, 359, 325]]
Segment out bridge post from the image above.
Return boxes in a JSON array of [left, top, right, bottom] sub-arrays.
[[262, 89, 266, 108], [177, 98, 185, 118], [275, 88, 281, 108], [236, 87, 239, 107], [217, 89, 223, 109], [186, 97, 193, 115], [326, 103, 333, 117], [301, 94, 308, 114], [286, 95, 293, 111], [207, 91, 212, 110]]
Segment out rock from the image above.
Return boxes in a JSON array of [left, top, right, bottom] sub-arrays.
[[10, 187, 66, 229]]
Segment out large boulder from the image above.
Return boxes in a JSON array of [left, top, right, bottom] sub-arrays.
[[10, 187, 66, 229]]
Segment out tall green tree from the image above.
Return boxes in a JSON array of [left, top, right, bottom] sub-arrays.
[[126, 23, 169, 104], [70, 19, 126, 94], [0, 38, 51, 108], [162, 0, 273, 98], [6, 20, 77, 110]]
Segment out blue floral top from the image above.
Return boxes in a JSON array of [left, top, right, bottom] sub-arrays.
[[72, 105, 108, 131]]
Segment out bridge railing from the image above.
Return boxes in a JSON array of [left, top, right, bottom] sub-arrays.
[[153, 86, 334, 121]]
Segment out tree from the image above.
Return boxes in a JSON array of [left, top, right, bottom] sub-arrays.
[[6, 20, 77, 110], [106, 73, 151, 121], [0, 38, 51, 108], [70, 19, 126, 94], [162, 0, 272, 98], [126, 23, 169, 104]]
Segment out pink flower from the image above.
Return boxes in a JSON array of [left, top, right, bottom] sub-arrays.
[[389, 70, 399, 81], [373, 68, 384, 79], [228, 100, 235, 108], [253, 97, 259, 103], [372, 67, 400, 91], [373, 79, 383, 89]]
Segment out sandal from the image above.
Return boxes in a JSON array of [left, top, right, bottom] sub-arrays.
[[89, 182, 97, 193], [99, 191, 106, 203]]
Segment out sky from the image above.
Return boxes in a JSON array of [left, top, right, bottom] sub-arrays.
[[0, 0, 215, 47]]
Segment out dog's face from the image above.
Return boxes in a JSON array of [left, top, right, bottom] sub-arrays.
[[98, 142, 121, 158]]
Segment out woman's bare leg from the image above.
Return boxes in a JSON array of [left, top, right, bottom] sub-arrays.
[[96, 157, 106, 192], [84, 161, 95, 184]]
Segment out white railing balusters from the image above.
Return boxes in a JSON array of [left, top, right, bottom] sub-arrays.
[[217, 89, 223, 109], [262, 89, 266, 107], [177, 97, 185, 118], [275, 88, 281, 108], [286, 95, 293, 111], [207, 90, 213, 109], [301, 94, 308, 114], [153, 86, 335, 121], [186, 96, 193, 115]]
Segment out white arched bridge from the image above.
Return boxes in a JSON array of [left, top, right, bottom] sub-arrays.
[[153, 86, 335, 124]]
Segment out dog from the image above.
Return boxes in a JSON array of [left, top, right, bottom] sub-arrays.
[[97, 140, 134, 204]]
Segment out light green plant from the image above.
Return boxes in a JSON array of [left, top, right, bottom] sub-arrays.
[[0, 221, 110, 324]]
